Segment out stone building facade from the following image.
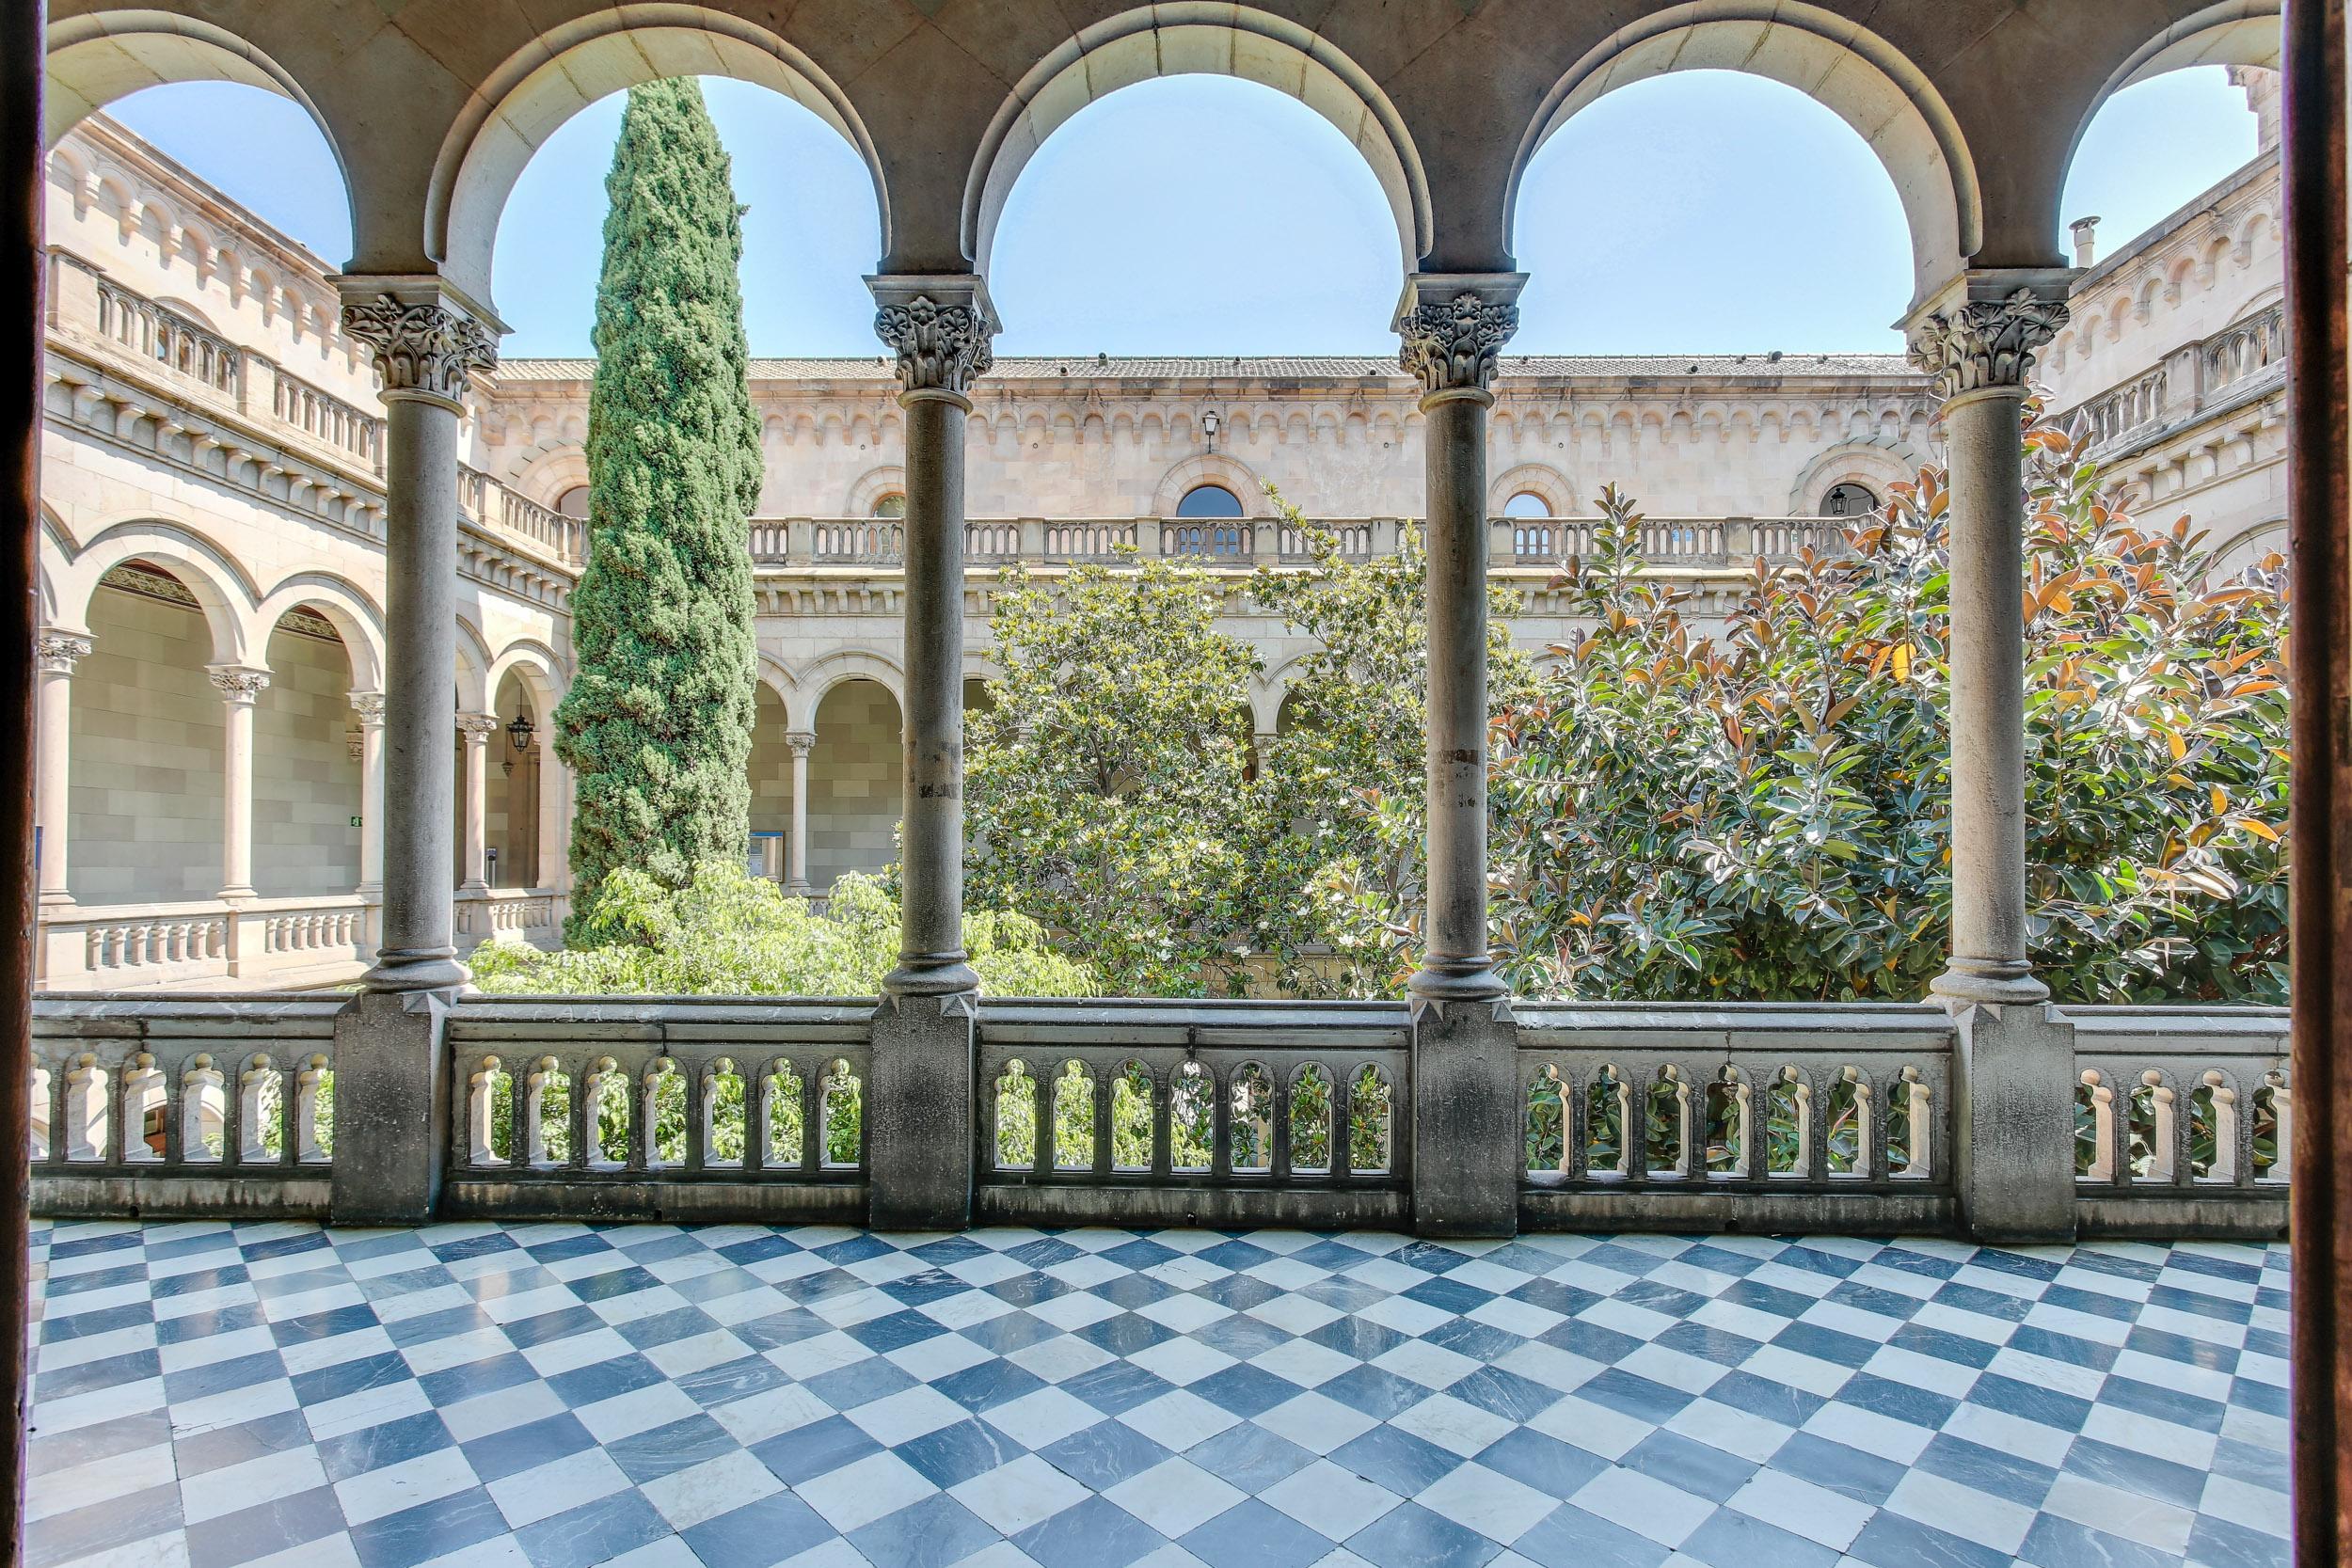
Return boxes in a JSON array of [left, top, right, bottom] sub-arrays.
[[33, 79, 2287, 989]]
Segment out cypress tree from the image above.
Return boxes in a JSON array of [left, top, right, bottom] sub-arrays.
[[555, 77, 762, 942]]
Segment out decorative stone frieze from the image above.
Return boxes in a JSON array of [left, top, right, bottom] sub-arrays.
[[38, 633, 92, 674], [341, 294, 499, 404], [1906, 289, 2070, 401], [1398, 291, 1520, 395], [206, 667, 270, 705], [873, 295, 994, 396]]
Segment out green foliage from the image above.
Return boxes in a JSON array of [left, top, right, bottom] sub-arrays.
[[1326, 414, 2289, 1005], [963, 556, 1266, 996], [471, 862, 1095, 998], [556, 78, 763, 942], [1253, 505, 1534, 990]]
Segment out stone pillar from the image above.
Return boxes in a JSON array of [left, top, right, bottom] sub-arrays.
[[332, 281, 499, 1225], [866, 275, 994, 1230], [1396, 273, 1525, 1239], [1906, 275, 2077, 1243], [339, 282, 496, 993], [786, 730, 815, 894], [208, 666, 269, 901], [535, 735, 564, 891], [35, 632, 87, 907], [456, 713, 496, 894]]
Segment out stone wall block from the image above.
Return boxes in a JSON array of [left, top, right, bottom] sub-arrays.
[[329, 989, 453, 1224], [1411, 1001, 1519, 1239], [1949, 1000, 2077, 1243], [867, 992, 977, 1230]]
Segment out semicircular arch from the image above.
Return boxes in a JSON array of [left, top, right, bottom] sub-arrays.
[[1153, 454, 1269, 519], [964, 7, 1431, 277], [1510, 3, 1978, 305], [1489, 463, 1575, 517], [254, 574, 387, 691], [430, 6, 888, 302], [1787, 440, 1922, 516], [59, 519, 262, 663]]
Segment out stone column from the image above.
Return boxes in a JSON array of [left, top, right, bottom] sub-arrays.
[[338, 283, 497, 993], [208, 666, 269, 900], [351, 692, 385, 898], [1396, 273, 1525, 1240], [866, 275, 994, 1230], [332, 281, 499, 1226], [1906, 275, 2077, 1243], [786, 730, 815, 894], [456, 713, 496, 894], [535, 735, 564, 891], [35, 632, 88, 907]]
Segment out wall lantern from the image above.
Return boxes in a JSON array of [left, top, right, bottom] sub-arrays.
[[1201, 409, 1221, 453], [508, 711, 535, 752]]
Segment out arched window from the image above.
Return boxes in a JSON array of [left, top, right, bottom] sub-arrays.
[[1821, 483, 1878, 518], [1503, 492, 1552, 519], [871, 493, 906, 519], [1176, 484, 1244, 519], [555, 486, 589, 520]]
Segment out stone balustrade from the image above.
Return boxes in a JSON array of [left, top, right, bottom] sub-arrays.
[[745, 514, 1842, 573], [2073, 300, 2286, 456], [453, 888, 567, 952], [39, 895, 374, 991], [26, 993, 2291, 1242], [270, 366, 384, 472]]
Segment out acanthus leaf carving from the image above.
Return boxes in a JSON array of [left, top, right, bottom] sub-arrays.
[[1906, 289, 2070, 401], [342, 294, 499, 404], [874, 296, 993, 395], [1399, 292, 1518, 395]]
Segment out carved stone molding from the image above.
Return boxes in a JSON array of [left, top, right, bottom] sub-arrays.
[[341, 293, 499, 404], [456, 712, 501, 740], [207, 667, 271, 703], [350, 691, 387, 724], [786, 731, 817, 756], [1907, 289, 2071, 401], [874, 295, 994, 395], [1393, 274, 1525, 397], [38, 633, 91, 674]]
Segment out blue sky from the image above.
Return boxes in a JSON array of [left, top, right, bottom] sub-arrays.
[[103, 66, 2259, 359]]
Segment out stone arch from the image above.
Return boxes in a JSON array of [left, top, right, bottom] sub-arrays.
[[487, 641, 567, 711], [513, 448, 590, 512], [56, 519, 260, 663], [963, 6, 1432, 276], [1788, 440, 1922, 516], [845, 465, 908, 519], [453, 619, 495, 714], [791, 648, 906, 732], [253, 575, 386, 692], [430, 5, 888, 302], [1490, 463, 1575, 518], [1509, 3, 1978, 304], [1153, 454, 1269, 519]]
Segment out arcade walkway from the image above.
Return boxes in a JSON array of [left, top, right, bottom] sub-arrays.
[[24, 1221, 2288, 1568]]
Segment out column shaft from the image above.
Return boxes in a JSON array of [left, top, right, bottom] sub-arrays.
[[458, 718, 493, 892], [36, 636, 87, 905], [211, 667, 267, 900], [890, 387, 977, 993], [1939, 387, 2037, 999], [353, 694, 385, 895], [787, 732, 814, 893], [373, 390, 467, 988], [535, 741, 564, 890], [1416, 388, 1501, 1001]]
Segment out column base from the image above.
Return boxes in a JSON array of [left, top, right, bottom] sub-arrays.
[[37, 890, 73, 909], [1943, 997, 2076, 1243], [1408, 957, 1509, 1004], [362, 945, 472, 994], [868, 989, 978, 1230], [1931, 959, 2050, 1006], [883, 957, 981, 996], [218, 885, 256, 902], [331, 989, 454, 1224]]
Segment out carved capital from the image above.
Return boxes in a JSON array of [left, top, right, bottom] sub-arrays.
[[456, 712, 500, 741], [1906, 288, 2070, 401], [37, 633, 91, 674], [341, 293, 499, 404], [208, 667, 270, 704], [1394, 273, 1524, 396], [349, 691, 387, 724], [874, 295, 993, 394], [786, 730, 817, 756]]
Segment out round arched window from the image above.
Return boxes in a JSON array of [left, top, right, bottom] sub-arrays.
[[871, 493, 907, 519], [555, 485, 589, 520], [1176, 483, 1244, 518], [1821, 483, 1879, 518], [1502, 492, 1552, 519]]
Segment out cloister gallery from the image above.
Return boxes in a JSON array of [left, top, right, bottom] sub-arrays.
[[9, 3, 2351, 1567]]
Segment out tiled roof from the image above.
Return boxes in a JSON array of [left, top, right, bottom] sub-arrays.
[[493, 352, 1918, 384]]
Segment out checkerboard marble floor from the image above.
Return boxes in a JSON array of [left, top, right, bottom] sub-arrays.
[[24, 1220, 2289, 1568]]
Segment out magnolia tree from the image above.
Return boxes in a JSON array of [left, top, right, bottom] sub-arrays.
[[1322, 417, 2290, 1005]]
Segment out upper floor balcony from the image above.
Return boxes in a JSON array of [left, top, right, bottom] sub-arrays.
[[2068, 300, 2286, 460]]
